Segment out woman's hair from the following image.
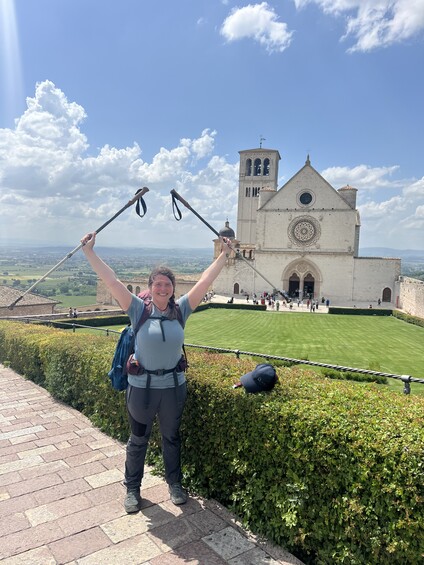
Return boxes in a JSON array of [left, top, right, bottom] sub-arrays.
[[148, 266, 178, 319]]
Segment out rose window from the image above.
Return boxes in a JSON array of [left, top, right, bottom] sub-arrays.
[[288, 216, 320, 246]]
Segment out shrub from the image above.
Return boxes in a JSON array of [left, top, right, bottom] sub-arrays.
[[392, 310, 424, 328], [0, 321, 423, 564], [320, 367, 388, 385], [329, 307, 393, 316], [175, 352, 424, 564]]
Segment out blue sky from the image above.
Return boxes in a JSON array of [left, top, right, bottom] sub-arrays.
[[0, 0, 423, 250]]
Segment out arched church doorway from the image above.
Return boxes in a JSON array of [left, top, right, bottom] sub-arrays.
[[288, 273, 300, 298], [382, 287, 391, 302], [303, 273, 315, 298], [233, 283, 240, 295]]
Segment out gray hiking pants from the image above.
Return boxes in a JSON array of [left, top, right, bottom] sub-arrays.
[[124, 382, 187, 491]]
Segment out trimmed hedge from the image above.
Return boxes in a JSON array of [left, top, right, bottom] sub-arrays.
[[191, 302, 266, 312], [207, 302, 267, 311], [320, 367, 388, 385], [177, 352, 423, 564], [392, 309, 424, 328], [0, 320, 423, 564], [329, 307, 393, 316], [45, 314, 129, 330]]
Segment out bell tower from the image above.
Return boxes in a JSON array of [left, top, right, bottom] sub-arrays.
[[236, 147, 280, 245]]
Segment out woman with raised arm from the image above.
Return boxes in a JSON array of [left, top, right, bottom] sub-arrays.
[[81, 232, 231, 513]]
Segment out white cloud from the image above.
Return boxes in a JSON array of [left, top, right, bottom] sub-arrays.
[[322, 163, 401, 189], [220, 2, 294, 53], [321, 163, 424, 248], [0, 81, 238, 248], [294, 0, 424, 51], [403, 176, 424, 197], [0, 80, 421, 251]]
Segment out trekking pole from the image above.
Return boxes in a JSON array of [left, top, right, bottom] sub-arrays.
[[8, 187, 149, 309], [170, 189, 288, 299]]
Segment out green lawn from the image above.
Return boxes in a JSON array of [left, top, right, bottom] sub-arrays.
[[184, 310, 424, 391], [54, 294, 97, 309]]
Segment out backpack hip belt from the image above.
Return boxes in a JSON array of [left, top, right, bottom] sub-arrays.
[[127, 353, 187, 376]]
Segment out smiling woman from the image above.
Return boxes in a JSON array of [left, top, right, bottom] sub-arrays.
[[80, 230, 232, 512]]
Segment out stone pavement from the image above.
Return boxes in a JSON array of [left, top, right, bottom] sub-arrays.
[[0, 364, 304, 565]]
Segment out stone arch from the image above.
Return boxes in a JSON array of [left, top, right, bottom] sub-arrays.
[[233, 282, 240, 295], [382, 287, 392, 302], [282, 259, 322, 300]]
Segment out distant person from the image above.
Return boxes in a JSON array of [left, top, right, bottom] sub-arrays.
[[69, 307, 73, 318], [80, 231, 231, 513], [73, 308, 78, 318], [378, 298, 381, 306]]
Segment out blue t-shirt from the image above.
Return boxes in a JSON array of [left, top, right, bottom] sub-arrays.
[[126, 293, 192, 388]]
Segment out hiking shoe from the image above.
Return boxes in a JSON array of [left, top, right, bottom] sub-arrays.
[[124, 489, 141, 513], [169, 482, 188, 505]]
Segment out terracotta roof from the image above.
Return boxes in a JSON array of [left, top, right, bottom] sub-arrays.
[[0, 285, 59, 307]]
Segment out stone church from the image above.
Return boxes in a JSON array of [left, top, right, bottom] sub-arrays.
[[212, 148, 401, 306]]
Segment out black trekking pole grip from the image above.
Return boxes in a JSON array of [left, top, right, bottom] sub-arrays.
[[170, 189, 191, 210], [93, 186, 149, 236], [128, 186, 149, 205], [170, 189, 221, 238]]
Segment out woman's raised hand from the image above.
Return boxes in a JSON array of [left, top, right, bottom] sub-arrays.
[[220, 236, 232, 256], [81, 232, 96, 251]]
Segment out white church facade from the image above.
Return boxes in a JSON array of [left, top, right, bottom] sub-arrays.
[[212, 148, 401, 306]]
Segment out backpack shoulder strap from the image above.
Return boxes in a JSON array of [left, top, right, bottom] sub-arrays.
[[175, 303, 185, 328], [133, 292, 184, 333], [133, 300, 153, 335]]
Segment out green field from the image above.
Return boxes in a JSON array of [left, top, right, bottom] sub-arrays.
[[185, 310, 423, 375], [53, 294, 97, 309], [183, 309, 424, 395]]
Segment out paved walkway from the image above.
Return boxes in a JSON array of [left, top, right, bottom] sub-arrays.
[[0, 364, 304, 565]]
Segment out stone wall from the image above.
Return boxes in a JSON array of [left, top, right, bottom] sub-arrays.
[[352, 257, 401, 303], [398, 276, 424, 318], [0, 303, 57, 318], [0, 309, 123, 323]]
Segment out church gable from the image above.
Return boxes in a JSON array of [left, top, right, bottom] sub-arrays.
[[261, 162, 353, 211], [256, 159, 358, 253]]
